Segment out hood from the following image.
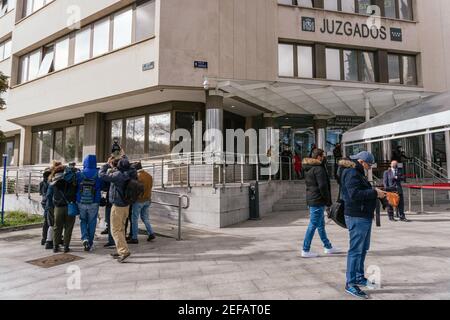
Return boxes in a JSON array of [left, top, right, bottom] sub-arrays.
[[338, 159, 356, 169], [83, 155, 97, 170], [118, 157, 131, 172], [302, 158, 323, 172]]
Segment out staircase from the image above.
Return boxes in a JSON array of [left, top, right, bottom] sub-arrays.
[[272, 181, 307, 212]]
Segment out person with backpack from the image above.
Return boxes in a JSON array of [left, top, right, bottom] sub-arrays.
[[99, 156, 137, 263], [47, 164, 78, 253], [77, 155, 103, 252], [301, 148, 342, 258], [129, 162, 155, 244], [340, 151, 386, 299], [39, 168, 52, 247]]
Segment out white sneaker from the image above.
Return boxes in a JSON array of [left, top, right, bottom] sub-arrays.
[[324, 247, 343, 255], [89, 244, 96, 252], [301, 251, 319, 258]]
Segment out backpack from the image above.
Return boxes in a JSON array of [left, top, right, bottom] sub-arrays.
[[122, 178, 144, 205], [53, 180, 68, 208], [79, 173, 97, 205]]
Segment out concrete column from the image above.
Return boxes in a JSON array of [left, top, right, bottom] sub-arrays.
[[19, 126, 32, 166], [313, 119, 327, 152], [83, 112, 105, 161], [13, 134, 20, 167], [205, 91, 224, 154]]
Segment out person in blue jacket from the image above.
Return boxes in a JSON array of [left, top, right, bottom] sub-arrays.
[[77, 155, 103, 252], [339, 151, 386, 299]]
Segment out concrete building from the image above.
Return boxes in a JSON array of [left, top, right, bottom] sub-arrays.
[[0, 0, 449, 226]]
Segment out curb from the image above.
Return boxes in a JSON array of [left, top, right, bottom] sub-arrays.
[[0, 223, 44, 234]]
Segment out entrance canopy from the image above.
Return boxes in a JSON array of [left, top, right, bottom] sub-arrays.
[[343, 91, 450, 144], [218, 79, 433, 118]]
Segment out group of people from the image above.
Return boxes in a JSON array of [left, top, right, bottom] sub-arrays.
[[38, 153, 155, 263], [300, 147, 409, 299]]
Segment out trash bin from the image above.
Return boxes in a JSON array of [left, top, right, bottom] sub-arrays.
[[249, 181, 260, 220]]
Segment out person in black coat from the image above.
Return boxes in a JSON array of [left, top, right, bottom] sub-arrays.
[[300, 148, 341, 258]]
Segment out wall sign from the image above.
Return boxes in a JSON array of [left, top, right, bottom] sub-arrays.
[[194, 61, 208, 69], [301, 16, 402, 42], [142, 61, 155, 71], [390, 27, 403, 42]]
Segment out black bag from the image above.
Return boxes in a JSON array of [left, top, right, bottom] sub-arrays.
[[328, 170, 347, 229], [122, 178, 144, 205]]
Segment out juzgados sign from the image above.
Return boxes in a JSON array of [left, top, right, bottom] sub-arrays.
[[302, 17, 402, 42]]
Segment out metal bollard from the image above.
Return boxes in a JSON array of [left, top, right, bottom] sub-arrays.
[[420, 187, 424, 214], [161, 159, 165, 190], [408, 187, 412, 213], [177, 196, 182, 241]]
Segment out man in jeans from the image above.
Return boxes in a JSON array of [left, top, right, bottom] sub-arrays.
[[340, 151, 386, 299], [301, 148, 341, 258], [99, 156, 136, 263], [128, 162, 156, 244], [77, 155, 103, 252]]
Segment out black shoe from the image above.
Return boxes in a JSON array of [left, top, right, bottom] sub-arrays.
[[389, 217, 398, 222], [147, 234, 156, 242], [53, 245, 60, 253], [41, 239, 46, 246], [101, 228, 109, 235], [126, 236, 132, 241], [118, 253, 131, 263], [45, 241, 54, 250], [110, 253, 120, 259], [104, 242, 115, 248], [64, 246, 70, 253], [127, 239, 139, 244], [400, 218, 411, 222], [82, 240, 90, 252]]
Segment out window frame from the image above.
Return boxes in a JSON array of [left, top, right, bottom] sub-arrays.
[[387, 53, 417, 86], [278, 42, 315, 79], [326, 47, 377, 83]]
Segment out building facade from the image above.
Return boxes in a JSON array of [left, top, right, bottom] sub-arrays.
[[1, 0, 450, 168]]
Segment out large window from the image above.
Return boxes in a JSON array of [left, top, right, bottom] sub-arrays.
[[22, 0, 54, 18], [0, 0, 15, 18], [388, 54, 416, 85], [278, 43, 314, 78], [327, 48, 375, 82], [0, 39, 12, 61], [126, 116, 146, 158], [32, 125, 84, 164], [149, 113, 171, 157], [384, 0, 413, 20], [113, 8, 133, 50], [17, 0, 156, 85]]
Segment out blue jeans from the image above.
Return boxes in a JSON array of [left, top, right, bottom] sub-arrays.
[[131, 201, 154, 240], [105, 204, 115, 245], [345, 216, 372, 286], [78, 203, 99, 247], [303, 206, 332, 252]]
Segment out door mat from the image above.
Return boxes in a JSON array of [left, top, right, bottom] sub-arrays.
[[26, 253, 84, 268]]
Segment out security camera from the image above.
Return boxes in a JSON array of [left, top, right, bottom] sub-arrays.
[[203, 77, 210, 90]]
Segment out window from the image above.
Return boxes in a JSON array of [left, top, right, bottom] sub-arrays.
[[278, 44, 294, 77], [53, 129, 63, 161], [54, 37, 69, 71], [0, 39, 12, 61], [297, 0, 313, 7], [74, 27, 91, 64], [384, 0, 396, 18], [32, 130, 52, 165], [27, 49, 41, 81], [136, 0, 156, 41], [149, 113, 171, 156], [22, 0, 54, 18], [326, 48, 341, 80], [402, 55, 417, 85], [126, 116, 145, 158], [113, 8, 133, 50], [37, 45, 54, 77], [360, 51, 375, 83], [297, 45, 313, 78], [324, 0, 338, 11], [93, 18, 110, 57], [78, 125, 84, 162], [1, 0, 15, 17], [388, 54, 401, 84], [357, 0, 372, 14], [398, 0, 413, 20], [341, 0, 355, 13], [343, 50, 358, 81], [278, 0, 295, 5], [64, 126, 77, 163]]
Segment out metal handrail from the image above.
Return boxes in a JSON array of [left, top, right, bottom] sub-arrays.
[[413, 157, 448, 180], [411, 158, 447, 183], [152, 190, 190, 241]]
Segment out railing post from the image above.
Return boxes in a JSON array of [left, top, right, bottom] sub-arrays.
[[177, 196, 182, 241], [408, 187, 411, 213], [256, 162, 259, 182], [187, 162, 191, 192], [420, 187, 424, 214], [15, 169, 19, 197], [161, 158, 165, 190], [240, 155, 244, 187], [279, 156, 282, 181], [28, 172, 32, 200]]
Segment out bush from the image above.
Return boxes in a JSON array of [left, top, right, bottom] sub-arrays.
[[0, 211, 43, 228]]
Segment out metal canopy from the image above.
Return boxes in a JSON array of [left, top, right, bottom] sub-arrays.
[[343, 91, 450, 144], [218, 79, 433, 119]]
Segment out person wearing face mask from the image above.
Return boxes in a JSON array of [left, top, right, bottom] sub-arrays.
[[383, 160, 409, 222], [301, 148, 342, 258], [340, 151, 386, 299]]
